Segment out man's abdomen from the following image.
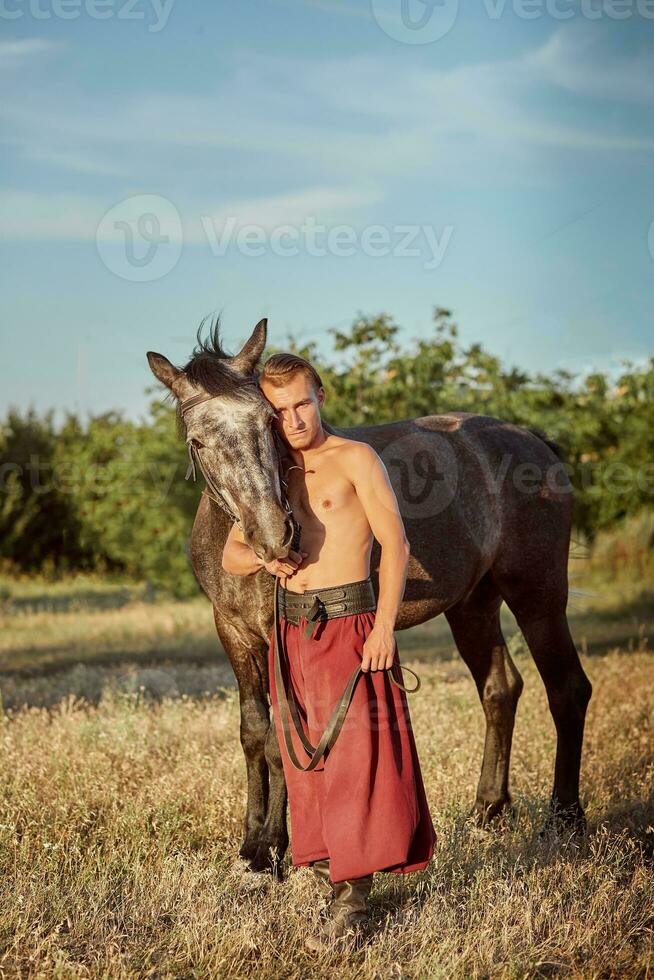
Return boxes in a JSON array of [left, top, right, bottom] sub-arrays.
[[282, 519, 374, 593]]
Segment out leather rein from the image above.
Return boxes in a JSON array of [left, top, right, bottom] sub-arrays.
[[179, 386, 421, 773]]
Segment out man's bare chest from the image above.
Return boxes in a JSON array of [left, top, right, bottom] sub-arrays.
[[286, 466, 355, 521]]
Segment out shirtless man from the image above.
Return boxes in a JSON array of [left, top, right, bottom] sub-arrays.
[[223, 360, 409, 663], [222, 353, 435, 949]]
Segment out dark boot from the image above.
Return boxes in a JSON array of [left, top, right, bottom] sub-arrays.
[[311, 858, 334, 905], [305, 871, 373, 951], [331, 874, 373, 918]]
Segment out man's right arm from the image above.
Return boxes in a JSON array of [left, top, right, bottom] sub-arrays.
[[221, 522, 306, 578], [221, 522, 265, 576]]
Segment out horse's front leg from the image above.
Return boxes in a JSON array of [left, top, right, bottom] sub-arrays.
[[247, 720, 289, 875], [215, 613, 288, 872], [237, 685, 271, 863]]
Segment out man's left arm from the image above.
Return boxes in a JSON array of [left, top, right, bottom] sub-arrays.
[[350, 443, 410, 672]]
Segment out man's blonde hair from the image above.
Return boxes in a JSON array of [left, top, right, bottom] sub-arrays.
[[259, 353, 324, 393]]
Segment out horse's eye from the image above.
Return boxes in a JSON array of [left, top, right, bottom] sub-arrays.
[[190, 437, 206, 451]]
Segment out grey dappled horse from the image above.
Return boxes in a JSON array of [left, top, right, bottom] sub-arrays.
[[147, 319, 592, 874]]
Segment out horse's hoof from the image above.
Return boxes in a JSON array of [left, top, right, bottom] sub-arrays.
[[248, 844, 286, 880], [228, 857, 272, 894], [239, 840, 259, 862], [469, 797, 512, 828], [540, 801, 587, 838]]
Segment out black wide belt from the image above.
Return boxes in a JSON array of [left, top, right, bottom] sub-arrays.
[[277, 578, 377, 640], [272, 576, 421, 773]]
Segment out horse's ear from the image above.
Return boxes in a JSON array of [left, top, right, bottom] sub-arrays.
[[147, 351, 182, 392], [231, 318, 267, 374]]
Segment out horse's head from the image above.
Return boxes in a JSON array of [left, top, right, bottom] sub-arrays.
[[147, 317, 295, 563]]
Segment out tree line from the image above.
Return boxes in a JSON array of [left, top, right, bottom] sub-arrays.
[[3, 309, 652, 596]]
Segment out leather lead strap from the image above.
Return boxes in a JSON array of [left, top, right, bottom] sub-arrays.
[[272, 576, 421, 773]]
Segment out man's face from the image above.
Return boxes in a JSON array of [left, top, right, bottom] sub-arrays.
[[259, 372, 325, 450]]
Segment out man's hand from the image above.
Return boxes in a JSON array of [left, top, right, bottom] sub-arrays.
[[262, 549, 308, 578], [361, 622, 396, 672]]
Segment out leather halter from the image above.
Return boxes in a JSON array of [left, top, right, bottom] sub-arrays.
[[179, 387, 298, 548]]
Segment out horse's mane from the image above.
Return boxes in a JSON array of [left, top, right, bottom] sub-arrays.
[[168, 314, 260, 437]]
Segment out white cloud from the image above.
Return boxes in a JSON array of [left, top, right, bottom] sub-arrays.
[[10, 34, 649, 165], [1, 27, 652, 246], [0, 38, 62, 66], [21, 146, 128, 177], [0, 185, 383, 242], [271, 0, 370, 17], [0, 191, 102, 240], [193, 185, 384, 240], [525, 23, 654, 105], [296, 45, 653, 151]]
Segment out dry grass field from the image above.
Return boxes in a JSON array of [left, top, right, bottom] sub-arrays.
[[0, 569, 652, 978]]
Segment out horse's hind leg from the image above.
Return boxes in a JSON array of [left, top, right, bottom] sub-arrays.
[[446, 575, 524, 825], [491, 478, 592, 830], [509, 609, 592, 830]]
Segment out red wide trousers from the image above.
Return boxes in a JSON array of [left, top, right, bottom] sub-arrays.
[[267, 609, 436, 883]]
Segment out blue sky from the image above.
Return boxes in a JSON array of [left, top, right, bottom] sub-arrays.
[[1, 1, 652, 423]]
